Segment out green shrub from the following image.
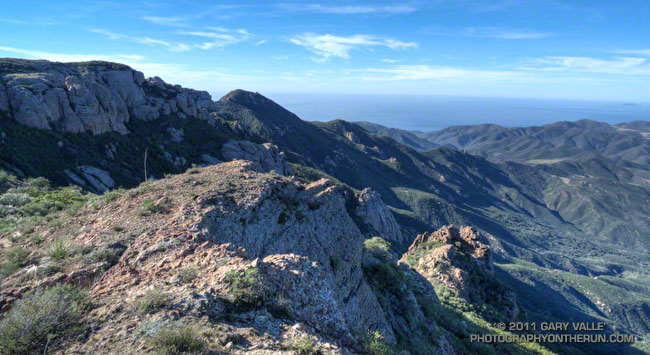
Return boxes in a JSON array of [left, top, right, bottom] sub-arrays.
[[0, 247, 30, 280], [0, 284, 88, 354], [367, 262, 406, 295], [363, 237, 392, 262], [138, 197, 171, 216], [84, 243, 127, 267], [32, 234, 43, 245], [4, 247, 29, 266], [20, 187, 87, 217], [291, 336, 320, 355], [136, 290, 169, 314], [47, 239, 69, 260], [361, 331, 393, 355], [150, 324, 206, 355], [224, 267, 265, 308], [0, 170, 10, 187], [415, 295, 438, 319], [0, 192, 31, 207], [177, 268, 198, 283], [187, 164, 200, 175], [102, 189, 123, 203], [404, 240, 445, 266]]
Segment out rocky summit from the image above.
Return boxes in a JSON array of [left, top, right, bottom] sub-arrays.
[[0, 58, 217, 134], [0, 59, 649, 355]]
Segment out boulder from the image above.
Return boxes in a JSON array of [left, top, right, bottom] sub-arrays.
[[200, 154, 221, 165], [78, 166, 115, 193]]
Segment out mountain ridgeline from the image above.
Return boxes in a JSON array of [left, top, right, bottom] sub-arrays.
[[0, 58, 649, 354]]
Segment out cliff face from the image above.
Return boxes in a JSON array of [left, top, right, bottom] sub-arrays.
[[0, 59, 217, 135]]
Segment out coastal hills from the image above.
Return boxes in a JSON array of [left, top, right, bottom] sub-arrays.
[[0, 58, 648, 354]]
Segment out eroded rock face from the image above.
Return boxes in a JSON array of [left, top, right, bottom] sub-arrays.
[[302, 180, 404, 244], [222, 140, 293, 175], [0, 59, 219, 134], [355, 188, 404, 243]]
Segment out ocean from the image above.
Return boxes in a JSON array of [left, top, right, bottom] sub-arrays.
[[267, 93, 650, 132]]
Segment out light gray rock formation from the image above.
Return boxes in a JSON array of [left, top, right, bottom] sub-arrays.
[[200, 154, 221, 165], [163, 152, 186, 167], [221, 140, 293, 175], [0, 59, 220, 134], [355, 188, 404, 243], [77, 166, 115, 192], [64, 169, 86, 186]]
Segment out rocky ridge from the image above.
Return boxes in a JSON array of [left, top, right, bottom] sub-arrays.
[[0, 161, 454, 354], [0, 58, 217, 134]]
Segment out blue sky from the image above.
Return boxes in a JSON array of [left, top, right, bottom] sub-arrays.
[[1, 1, 650, 102]]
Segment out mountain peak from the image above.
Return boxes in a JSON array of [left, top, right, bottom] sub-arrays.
[[219, 89, 278, 109]]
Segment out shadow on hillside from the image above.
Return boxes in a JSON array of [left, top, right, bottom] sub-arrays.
[[495, 265, 646, 355]]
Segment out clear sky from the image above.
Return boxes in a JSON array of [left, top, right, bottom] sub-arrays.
[[1, 1, 650, 102]]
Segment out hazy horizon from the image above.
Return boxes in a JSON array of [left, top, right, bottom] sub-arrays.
[[267, 93, 650, 131]]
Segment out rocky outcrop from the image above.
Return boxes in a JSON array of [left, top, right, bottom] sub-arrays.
[[408, 225, 492, 271], [77, 165, 115, 193], [221, 140, 293, 175], [403, 225, 519, 320], [300, 180, 404, 243], [355, 188, 404, 243], [0, 59, 219, 134], [345, 131, 359, 143]]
